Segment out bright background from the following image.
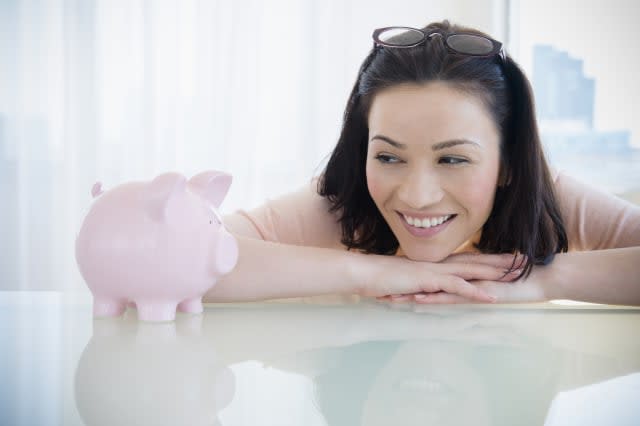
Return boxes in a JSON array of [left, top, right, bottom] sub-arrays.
[[1, 0, 639, 293]]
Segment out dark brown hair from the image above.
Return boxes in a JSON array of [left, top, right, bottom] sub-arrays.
[[318, 20, 568, 276]]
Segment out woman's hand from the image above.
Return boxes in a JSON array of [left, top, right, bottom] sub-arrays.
[[408, 247, 640, 306], [410, 258, 550, 304], [375, 252, 527, 304], [358, 253, 524, 303], [408, 274, 548, 304]]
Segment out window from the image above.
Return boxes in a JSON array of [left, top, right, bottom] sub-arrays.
[[510, 0, 640, 204]]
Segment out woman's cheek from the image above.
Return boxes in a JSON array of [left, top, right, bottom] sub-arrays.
[[464, 172, 498, 214]]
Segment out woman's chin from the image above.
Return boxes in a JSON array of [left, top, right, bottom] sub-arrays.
[[400, 247, 450, 263]]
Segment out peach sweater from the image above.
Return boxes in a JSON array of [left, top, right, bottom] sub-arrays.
[[234, 173, 640, 252]]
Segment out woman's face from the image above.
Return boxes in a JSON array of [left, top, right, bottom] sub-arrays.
[[366, 82, 502, 261]]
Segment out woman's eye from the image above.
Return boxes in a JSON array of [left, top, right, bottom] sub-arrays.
[[375, 154, 402, 164], [439, 156, 468, 165]]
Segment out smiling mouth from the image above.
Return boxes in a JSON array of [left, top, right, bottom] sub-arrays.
[[400, 213, 457, 229]]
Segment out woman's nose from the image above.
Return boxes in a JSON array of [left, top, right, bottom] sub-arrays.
[[397, 168, 444, 209]]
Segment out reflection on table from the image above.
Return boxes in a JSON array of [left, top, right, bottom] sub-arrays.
[[2, 292, 639, 426], [75, 313, 234, 426], [78, 301, 640, 426]]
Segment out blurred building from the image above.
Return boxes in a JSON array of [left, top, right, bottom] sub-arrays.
[[533, 44, 634, 157], [534, 44, 595, 129]]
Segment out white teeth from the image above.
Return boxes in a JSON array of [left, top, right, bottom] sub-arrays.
[[402, 214, 452, 229]]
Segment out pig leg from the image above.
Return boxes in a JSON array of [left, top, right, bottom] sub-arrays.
[[93, 297, 127, 317], [136, 301, 178, 322], [177, 297, 203, 314]]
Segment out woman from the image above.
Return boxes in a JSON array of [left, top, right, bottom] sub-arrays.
[[205, 21, 640, 305]]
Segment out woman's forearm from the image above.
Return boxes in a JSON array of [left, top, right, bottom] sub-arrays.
[[203, 236, 363, 302], [204, 235, 513, 303], [536, 246, 640, 305]]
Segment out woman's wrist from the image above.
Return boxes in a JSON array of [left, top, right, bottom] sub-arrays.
[[532, 248, 640, 306], [524, 262, 558, 301], [343, 250, 376, 296]]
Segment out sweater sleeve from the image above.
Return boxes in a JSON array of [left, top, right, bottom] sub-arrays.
[[555, 172, 640, 251], [232, 178, 345, 249]]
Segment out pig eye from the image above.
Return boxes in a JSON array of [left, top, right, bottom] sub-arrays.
[[210, 207, 223, 225]]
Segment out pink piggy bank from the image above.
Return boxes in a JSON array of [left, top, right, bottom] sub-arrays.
[[75, 171, 238, 322]]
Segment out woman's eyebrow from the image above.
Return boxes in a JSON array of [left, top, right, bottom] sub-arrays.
[[432, 139, 481, 151], [369, 134, 406, 149], [370, 135, 481, 151]]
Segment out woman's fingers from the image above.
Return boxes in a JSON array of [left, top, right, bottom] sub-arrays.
[[377, 276, 495, 304], [379, 291, 490, 304], [413, 292, 470, 304], [434, 276, 496, 303], [441, 262, 522, 282], [443, 252, 527, 270], [412, 278, 546, 304], [376, 294, 413, 303]]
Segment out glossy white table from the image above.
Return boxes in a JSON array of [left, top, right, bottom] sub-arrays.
[[2, 291, 639, 426]]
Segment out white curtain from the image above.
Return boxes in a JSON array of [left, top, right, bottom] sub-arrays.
[[0, 0, 505, 293]]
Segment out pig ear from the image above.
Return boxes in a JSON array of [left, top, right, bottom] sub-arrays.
[[146, 172, 187, 222], [188, 171, 232, 208]]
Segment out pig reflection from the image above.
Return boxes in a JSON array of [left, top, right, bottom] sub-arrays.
[[74, 314, 234, 426], [76, 171, 238, 321]]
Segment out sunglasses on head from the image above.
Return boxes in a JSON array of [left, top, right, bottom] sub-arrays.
[[372, 26, 504, 59]]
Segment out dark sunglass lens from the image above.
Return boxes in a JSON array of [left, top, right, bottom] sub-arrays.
[[378, 28, 424, 46], [447, 34, 494, 55]]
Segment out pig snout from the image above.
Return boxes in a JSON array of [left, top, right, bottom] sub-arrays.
[[211, 230, 239, 276]]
